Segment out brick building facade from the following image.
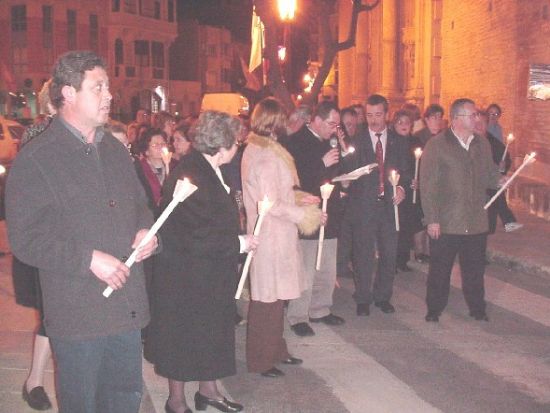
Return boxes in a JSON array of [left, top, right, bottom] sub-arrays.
[[337, 0, 550, 188]]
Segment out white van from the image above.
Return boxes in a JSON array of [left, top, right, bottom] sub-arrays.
[[201, 93, 250, 117], [0, 116, 24, 163]]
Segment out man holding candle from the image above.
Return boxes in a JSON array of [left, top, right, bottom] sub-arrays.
[[5, 51, 158, 413], [341, 94, 410, 317], [476, 111, 523, 233], [284, 101, 345, 337], [420, 98, 503, 323]]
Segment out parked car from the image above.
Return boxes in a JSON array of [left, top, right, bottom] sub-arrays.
[[0, 116, 24, 163]]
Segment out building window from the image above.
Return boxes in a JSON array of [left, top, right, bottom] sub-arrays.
[[168, 0, 174, 22], [89, 14, 99, 52], [124, 0, 137, 14], [112, 0, 121, 12], [152, 42, 164, 68], [115, 39, 124, 65], [13, 47, 28, 73], [134, 40, 150, 67], [154, 1, 161, 19], [42, 5, 53, 49], [11, 5, 27, 32], [208, 45, 217, 57], [67, 10, 77, 50]]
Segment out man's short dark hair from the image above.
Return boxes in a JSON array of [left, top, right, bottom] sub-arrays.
[[49, 50, 106, 109], [312, 101, 339, 121], [366, 94, 389, 113], [340, 106, 358, 119], [424, 104, 444, 119], [486, 103, 502, 115], [450, 98, 475, 119]]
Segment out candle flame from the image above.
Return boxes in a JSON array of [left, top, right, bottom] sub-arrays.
[[348, 146, 355, 154], [507, 133, 515, 143], [414, 147, 422, 158], [161, 147, 169, 155]]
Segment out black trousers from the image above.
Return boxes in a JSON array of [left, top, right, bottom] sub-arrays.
[[352, 202, 397, 304], [487, 190, 516, 234], [426, 233, 487, 315]]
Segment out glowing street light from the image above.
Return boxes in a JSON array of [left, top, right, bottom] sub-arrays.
[[278, 0, 296, 21]]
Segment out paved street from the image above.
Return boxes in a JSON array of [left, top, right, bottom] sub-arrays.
[[1, 208, 550, 413]]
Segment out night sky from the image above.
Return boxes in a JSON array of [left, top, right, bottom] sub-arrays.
[[177, 0, 311, 93]]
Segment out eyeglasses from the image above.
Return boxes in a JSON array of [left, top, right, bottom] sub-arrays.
[[457, 112, 480, 119], [150, 143, 167, 149], [488, 112, 500, 117]]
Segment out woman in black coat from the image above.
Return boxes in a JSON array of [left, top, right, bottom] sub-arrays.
[[147, 111, 257, 413]]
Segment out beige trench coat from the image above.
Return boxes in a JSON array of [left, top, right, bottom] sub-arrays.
[[241, 134, 306, 303]]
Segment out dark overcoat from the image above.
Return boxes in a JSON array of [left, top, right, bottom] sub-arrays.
[[147, 149, 240, 381]]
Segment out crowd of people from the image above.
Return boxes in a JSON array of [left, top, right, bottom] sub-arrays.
[[5, 50, 523, 413]]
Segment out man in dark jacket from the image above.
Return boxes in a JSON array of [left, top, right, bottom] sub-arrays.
[[6, 51, 157, 413], [341, 94, 411, 317], [420, 99, 502, 323], [284, 101, 345, 337], [476, 110, 522, 233]]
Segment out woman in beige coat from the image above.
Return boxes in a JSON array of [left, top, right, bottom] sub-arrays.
[[242, 97, 321, 377]]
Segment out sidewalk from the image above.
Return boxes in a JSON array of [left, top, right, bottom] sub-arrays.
[[486, 204, 550, 279]]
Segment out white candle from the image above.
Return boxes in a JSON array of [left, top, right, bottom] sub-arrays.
[[103, 178, 198, 297], [161, 147, 172, 175], [484, 152, 536, 210], [388, 170, 400, 232], [413, 147, 422, 204], [235, 195, 273, 299], [316, 183, 335, 270]]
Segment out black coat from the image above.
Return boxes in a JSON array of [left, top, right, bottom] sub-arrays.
[[284, 125, 342, 239], [146, 149, 240, 381]]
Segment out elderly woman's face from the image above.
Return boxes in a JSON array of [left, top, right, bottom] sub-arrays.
[[394, 116, 412, 136], [145, 134, 168, 161]]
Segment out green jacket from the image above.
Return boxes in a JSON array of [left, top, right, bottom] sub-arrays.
[[420, 128, 500, 235]]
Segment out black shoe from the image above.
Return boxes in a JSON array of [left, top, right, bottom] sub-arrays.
[[309, 313, 345, 325], [290, 322, 315, 337], [281, 356, 303, 365], [194, 392, 243, 412], [261, 367, 285, 378], [425, 312, 439, 322], [22, 384, 52, 411], [470, 311, 489, 321], [397, 264, 413, 272], [356, 303, 370, 316], [165, 400, 192, 413], [375, 301, 395, 313]]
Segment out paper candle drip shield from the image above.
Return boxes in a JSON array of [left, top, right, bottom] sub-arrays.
[[484, 152, 536, 210], [235, 196, 273, 299], [103, 178, 198, 298], [388, 170, 400, 232]]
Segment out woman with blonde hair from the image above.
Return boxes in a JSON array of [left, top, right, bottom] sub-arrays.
[[242, 97, 321, 378]]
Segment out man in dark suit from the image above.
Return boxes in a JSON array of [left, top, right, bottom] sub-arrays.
[[341, 94, 411, 316]]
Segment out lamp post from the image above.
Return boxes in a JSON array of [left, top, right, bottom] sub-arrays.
[[277, 0, 296, 84]]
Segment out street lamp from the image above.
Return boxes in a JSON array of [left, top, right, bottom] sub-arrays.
[[278, 0, 296, 21]]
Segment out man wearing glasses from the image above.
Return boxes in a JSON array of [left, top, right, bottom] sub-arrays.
[[284, 101, 346, 337], [420, 98, 503, 323]]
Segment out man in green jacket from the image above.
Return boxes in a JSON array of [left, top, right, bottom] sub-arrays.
[[420, 98, 502, 323]]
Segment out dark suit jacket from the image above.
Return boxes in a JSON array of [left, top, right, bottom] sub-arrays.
[[341, 128, 412, 223], [284, 125, 342, 239]]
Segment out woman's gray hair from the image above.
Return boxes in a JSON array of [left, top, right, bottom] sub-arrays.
[[191, 110, 241, 155]]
